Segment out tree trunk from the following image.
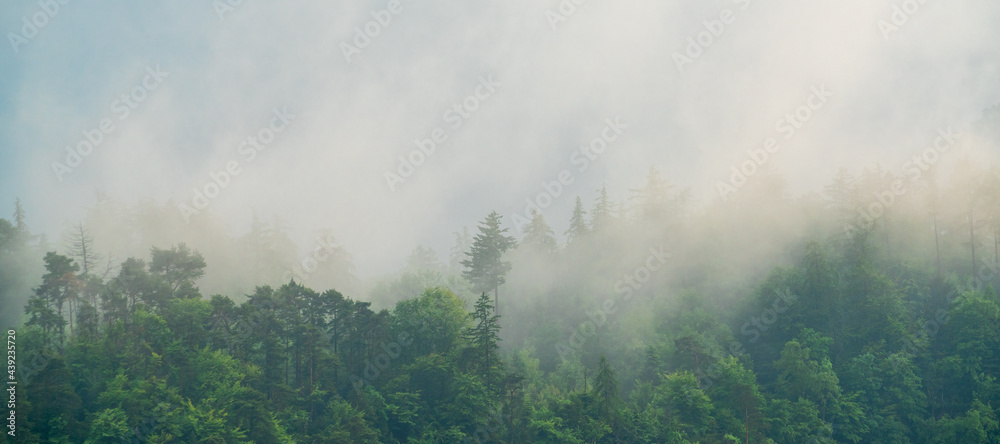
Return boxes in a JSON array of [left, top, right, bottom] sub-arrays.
[[745, 407, 749, 444]]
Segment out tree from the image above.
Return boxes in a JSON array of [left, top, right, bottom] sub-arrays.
[[657, 371, 714, 438], [65, 222, 102, 277], [106, 257, 157, 323], [405, 245, 443, 273], [294, 229, 357, 295], [592, 356, 618, 420], [149, 243, 206, 297], [521, 212, 557, 254], [708, 356, 767, 444], [391, 288, 468, 360], [449, 227, 472, 273], [565, 197, 589, 244], [240, 212, 298, 286], [461, 211, 516, 312], [27, 252, 80, 340], [948, 159, 988, 278], [630, 167, 672, 222], [1, 205, 38, 330], [590, 185, 615, 232], [463, 292, 502, 390], [13, 198, 27, 233], [84, 407, 130, 443]]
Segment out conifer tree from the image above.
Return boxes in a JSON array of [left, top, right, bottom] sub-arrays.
[[591, 185, 614, 232], [594, 355, 619, 419], [461, 211, 516, 312], [566, 196, 589, 244], [464, 292, 502, 390], [522, 212, 557, 254]]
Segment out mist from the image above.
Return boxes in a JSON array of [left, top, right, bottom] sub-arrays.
[[2, 1, 1000, 442], [1, 0, 997, 280]]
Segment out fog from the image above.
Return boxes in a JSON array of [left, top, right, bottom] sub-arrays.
[[1, 0, 999, 303]]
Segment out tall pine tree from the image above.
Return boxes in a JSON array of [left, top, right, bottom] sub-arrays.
[[566, 196, 589, 244], [461, 211, 516, 313], [464, 292, 502, 391]]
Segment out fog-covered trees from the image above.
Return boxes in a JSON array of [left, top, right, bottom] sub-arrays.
[[7, 138, 1000, 443]]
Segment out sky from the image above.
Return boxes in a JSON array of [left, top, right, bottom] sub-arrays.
[[1, 0, 999, 277]]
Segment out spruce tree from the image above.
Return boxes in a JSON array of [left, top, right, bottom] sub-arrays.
[[461, 211, 516, 312], [590, 185, 614, 232], [464, 292, 502, 390], [449, 226, 472, 273], [522, 212, 557, 254], [566, 196, 589, 244], [594, 355, 618, 417]]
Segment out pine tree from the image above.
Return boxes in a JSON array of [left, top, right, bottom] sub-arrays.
[[28, 252, 80, 341], [464, 292, 502, 390], [461, 211, 516, 312], [593, 355, 618, 419], [13, 198, 27, 236], [566, 196, 589, 244], [521, 212, 557, 254], [449, 227, 472, 273], [590, 185, 614, 232], [630, 167, 673, 222]]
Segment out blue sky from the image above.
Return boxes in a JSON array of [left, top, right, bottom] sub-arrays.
[[2, 0, 999, 276]]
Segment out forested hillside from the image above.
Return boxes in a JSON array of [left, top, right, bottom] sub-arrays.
[[4, 154, 1000, 443]]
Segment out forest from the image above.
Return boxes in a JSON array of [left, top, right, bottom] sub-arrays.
[[3, 108, 1000, 442]]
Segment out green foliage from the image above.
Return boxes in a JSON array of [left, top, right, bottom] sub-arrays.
[[461, 211, 516, 309], [8, 160, 1000, 444], [463, 293, 502, 389]]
